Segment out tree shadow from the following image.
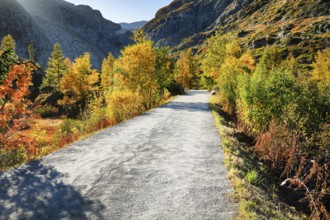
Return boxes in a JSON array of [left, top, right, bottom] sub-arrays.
[[158, 101, 211, 113], [0, 161, 105, 219]]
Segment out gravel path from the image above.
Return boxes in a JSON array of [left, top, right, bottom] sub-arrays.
[[0, 90, 237, 220]]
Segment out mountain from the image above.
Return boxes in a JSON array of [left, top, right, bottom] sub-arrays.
[[119, 21, 148, 31], [144, 0, 330, 57], [0, 0, 132, 68]]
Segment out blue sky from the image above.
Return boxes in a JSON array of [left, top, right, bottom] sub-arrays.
[[65, 0, 172, 23]]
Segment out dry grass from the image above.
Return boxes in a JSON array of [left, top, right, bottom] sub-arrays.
[[18, 118, 63, 143]]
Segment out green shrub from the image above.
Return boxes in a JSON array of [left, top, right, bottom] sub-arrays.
[[239, 68, 298, 133], [0, 148, 26, 170], [245, 170, 262, 186]]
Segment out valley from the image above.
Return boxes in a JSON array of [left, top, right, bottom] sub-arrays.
[[0, 0, 329, 219]]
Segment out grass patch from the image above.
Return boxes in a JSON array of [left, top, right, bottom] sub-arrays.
[[209, 95, 306, 220]]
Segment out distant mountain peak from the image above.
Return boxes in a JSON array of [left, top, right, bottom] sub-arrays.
[[119, 21, 149, 31]]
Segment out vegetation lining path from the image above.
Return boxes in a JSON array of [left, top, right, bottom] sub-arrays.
[[0, 90, 236, 220]]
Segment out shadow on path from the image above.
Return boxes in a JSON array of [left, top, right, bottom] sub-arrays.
[[158, 101, 210, 113], [0, 161, 105, 220]]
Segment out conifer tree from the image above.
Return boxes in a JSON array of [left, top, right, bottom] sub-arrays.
[[101, 52, 115, 91], [42, 43, 68, 91], [1, 34, 16, 54], [28, 42, 35, 62]]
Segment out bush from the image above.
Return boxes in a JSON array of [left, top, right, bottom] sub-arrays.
[[165, 80, 185, 95], [106, 90, 145, 123], [33, 105, 60, 118], [246, 170, 262, 186], [239, 68, 298, 133], [80, 96, 110, 133], [0, 148, 26, 171]]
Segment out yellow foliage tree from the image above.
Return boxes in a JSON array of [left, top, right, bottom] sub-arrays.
[[114, 40, 157, 109], [101, 52, 115, 91], [1, 34, 16, 53], [175, 48, 196, 89], [201, 32, 233, 81], [218, 45, 255, 114], [106, 89, 144, 123], [59, 53, 99, 116], [312, 48, 330, 81]]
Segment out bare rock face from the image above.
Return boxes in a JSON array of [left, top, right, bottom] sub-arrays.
[[0, 0, 47, 59], [143, 0, 254, 48], [0, 0, 132, 69], [143, 0, 330, 51]]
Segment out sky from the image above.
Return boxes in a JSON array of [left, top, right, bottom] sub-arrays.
[[65, 0, 172, 23]]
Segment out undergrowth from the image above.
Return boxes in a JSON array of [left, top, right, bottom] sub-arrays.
[[210, 96, 305, 220]]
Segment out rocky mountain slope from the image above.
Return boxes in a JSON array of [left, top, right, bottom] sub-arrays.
[[0, 0, 132, 68], [144, 0, 330, 57]]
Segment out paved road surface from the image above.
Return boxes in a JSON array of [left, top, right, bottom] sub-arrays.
[[0, 90, 237, 220]]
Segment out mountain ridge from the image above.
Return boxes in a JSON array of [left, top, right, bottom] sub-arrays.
[[144, 0, 330, 58], [119, 21, 148, 31], [0, 0, 132, 68]]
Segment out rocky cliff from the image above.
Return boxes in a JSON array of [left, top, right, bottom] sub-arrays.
[[0, 0, 132, 68], [144, 0, 330, 54]]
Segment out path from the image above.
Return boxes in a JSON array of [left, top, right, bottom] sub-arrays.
[[0, 90, 236, 220]]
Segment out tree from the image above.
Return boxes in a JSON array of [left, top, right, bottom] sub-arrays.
[[0, 63, 33, 145], [175, 48, 196, 89], [28, 42, 35, 62], [255, 46, 282, 74], [133, 28, 147, 44], [0, 35, 17, 81], [59, 53, 99, 117], [312, 48, 330, 82], [1, 35, 16, 55], [42, 43, 68, 91], [217, 44, 254, 115], [101, 52, 115, 91], [114, 40, 157, 108], [201, 32, 232, 82], [154, 46, 174, 95], [0, 49, 16, 83]]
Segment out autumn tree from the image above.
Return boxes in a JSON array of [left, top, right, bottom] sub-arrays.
[[217, 42, 254, 114], [0, 35, 17, 80], [133, 28, 147, 44], [201, 32, 232, 82], [114, 39, 157, 108], [154, 46, 174, 95], [0, 63, 33, 146], [59, 53, 99, 117], [175, 48, 196, 90], [42, 43, 68, 91], [255, 45, 282, 74], [28, 42, 35, 62], [312, 48, 330, 82], [1, 35, 16, 55], [101, 52, 115, 92]]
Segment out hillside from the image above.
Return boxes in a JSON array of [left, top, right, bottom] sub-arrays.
[[0, 0, 132, 68], [144, 0, 330, 60]]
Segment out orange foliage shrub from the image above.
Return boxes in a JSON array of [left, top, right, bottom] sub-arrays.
[[0, 63, 40, 169]]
